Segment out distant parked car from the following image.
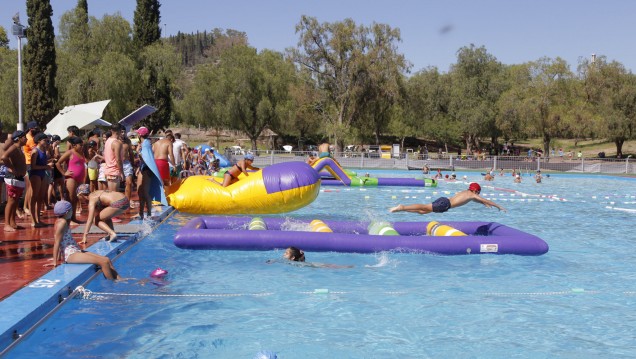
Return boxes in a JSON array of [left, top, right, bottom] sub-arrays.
[[229, 146, 244, 155]]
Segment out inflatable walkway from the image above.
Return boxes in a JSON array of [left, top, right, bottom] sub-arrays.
[[174, 216, 549, 256], [312, 157, 437, 187]]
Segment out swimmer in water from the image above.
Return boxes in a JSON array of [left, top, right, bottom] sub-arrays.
[[267, 246, 353, 268], [390, 182, 506, 214]]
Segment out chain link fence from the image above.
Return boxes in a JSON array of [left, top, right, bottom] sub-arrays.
[[238, 150, 636, 175]]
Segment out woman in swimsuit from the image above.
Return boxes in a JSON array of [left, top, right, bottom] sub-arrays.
[[29, 133, 52, 227], [56, 136, 86, 223], [221, 153, 259, 187], [49, 200, 122, 280], [76, 184, 130, 244]]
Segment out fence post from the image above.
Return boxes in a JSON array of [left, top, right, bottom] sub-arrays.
[[493, 156, 498, 171], [537, 156, 541, 172], [270, 149, 274, 165], [581, 156, 585, 173], [627, 157, 630, 174]]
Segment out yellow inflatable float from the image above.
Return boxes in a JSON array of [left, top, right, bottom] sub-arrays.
[[167, 161, 321, 214]]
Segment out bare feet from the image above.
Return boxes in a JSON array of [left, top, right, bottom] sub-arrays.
[[107, 232, 118, 242], [16, 210, 25, 219], [389, 204, 404, 213], [4, 226, 17, 232]]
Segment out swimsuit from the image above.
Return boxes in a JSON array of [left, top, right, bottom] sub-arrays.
[[67, 152, 86, 184], [225, 164, 243, 179], [319, 152, 331, 159], [432, 197, 452, 213], [60, 226, 81, 262], [96, 191, 130, 211], [155, 159, 170, 180], [123, 160, 134, 178], [29, 148, 48, 178]]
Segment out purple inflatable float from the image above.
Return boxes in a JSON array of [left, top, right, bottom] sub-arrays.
[[174, 216, 549, 255]]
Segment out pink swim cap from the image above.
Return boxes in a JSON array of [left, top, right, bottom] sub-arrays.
[[150, 268, 168, 278]]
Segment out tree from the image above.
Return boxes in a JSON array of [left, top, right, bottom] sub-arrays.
[[290, 16, 407, 151], [0, 27, 9, 48], [0, 46, 18, 128], [280, 69, 323, 148], [24, 0, 58, 125], [519, 57, 574, 155], [181, 46, 293, 151], [449, 45, 504, 155], [579, 56, 636, 157], [133, 0, 161, 49], [56, 0, 90, 103]]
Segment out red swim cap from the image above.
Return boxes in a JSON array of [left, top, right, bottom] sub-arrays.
[[468, 182, 481, 193]]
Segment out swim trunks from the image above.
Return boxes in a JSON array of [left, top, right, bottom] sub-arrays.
[[319, 152, 331, 159], [432, 197, 451, 213], [4, 174, 26, 198], [123, 160, 134, 178], [155, 159, 170, 181]]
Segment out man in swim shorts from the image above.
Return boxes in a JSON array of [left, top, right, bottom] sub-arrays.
[[152, 132, 175, 186], [2, 130, 28, 231], [318, 141, 331, 158], [389, 182, 506, 215]]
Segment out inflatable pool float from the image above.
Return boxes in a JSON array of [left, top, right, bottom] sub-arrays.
[[312, 158, 437, 187], [167, 162, 320, 214], [174, 216, 549, 255]]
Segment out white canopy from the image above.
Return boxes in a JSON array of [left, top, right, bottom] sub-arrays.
[[45, 100, 111, 139]]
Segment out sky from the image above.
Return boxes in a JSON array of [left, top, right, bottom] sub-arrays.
[[2, 0, 636, 74]]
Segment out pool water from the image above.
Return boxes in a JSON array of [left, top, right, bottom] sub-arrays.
[[6, 171, 636, 358]]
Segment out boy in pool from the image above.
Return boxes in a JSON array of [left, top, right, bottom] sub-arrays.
[[389, 183, 506, 214]]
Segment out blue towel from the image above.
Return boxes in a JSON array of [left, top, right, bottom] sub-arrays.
[[140, 139, 168, 205]]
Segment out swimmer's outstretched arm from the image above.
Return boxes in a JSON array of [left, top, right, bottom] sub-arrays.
[[475, 196, 507, 212]]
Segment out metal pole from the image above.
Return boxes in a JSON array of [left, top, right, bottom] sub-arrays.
[[17, 35, 24, 131]]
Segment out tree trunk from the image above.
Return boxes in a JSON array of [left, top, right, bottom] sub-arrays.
[[542, 132, 551, 158], [615, 138, 624, 158]]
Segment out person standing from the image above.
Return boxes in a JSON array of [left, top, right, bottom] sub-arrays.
[[103, 124, 124, 192], [29, 133, 53, 227], [56, 136, 87, 224], [2, 131, 28, 231], [22, 121, 39, 217], [152, 132, 175, 186], [172, 133, 186, 176]]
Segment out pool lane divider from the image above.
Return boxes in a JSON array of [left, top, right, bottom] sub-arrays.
[[0, 206, 175, 355]]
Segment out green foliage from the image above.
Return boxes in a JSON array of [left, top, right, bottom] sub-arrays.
[[0, 27, 9, 48], [165, 28, 248, 67], [0, 47, 18, 129], [133, 0, 161, 48], [24, 0, 58, 125], [290, 16, 408, 150], [179, 45, 293, 150]]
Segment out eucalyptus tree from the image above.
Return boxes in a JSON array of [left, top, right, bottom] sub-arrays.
[[579, 56, 636, 158], [182, 45, 294, 151], [405, 67, 456, 150], [290, 16, 407, 150], [24, 0, 58, 125], [57, 12, 138, 120], [0, 27, 9, 48], [519, 57, 575, 155], [448, 44, 505, 155], [496, 64, 531, 144], [282, 69, 323, 148]]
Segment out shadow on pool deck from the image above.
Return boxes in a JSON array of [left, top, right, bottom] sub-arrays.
[[0, 196, 165, 301]]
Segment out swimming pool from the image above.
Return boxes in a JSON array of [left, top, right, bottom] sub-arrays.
[[5, 171, 636, 358]]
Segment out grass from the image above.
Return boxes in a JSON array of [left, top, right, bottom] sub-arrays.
[[507, 138, 636, 158]]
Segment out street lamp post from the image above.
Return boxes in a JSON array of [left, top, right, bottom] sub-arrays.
[[12, 13, 26, 131]]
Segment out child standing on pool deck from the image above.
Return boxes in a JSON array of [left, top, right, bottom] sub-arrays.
[[390, 183, 506, 214], [49, 200, 122, 280]]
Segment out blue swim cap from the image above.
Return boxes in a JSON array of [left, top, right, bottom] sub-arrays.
[[54, 200, 73, 216], [244, 153, 255, 161]]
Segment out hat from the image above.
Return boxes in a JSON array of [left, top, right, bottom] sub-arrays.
[[53, 200, 73, 216], [12, 130, 26, 141], [204, 148, 210, 152], [26, 121, 38, 130], [136, 127, 149, 136], [127, 131, 136, 137], [468, 182, 481, 193], [68, 136, 83, 145], [244, 153, 255, 161], [34, 133, 48, 142], [76, 184, 90, 196]]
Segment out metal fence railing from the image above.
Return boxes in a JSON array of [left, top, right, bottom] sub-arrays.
[[232, 150, 636, 175]]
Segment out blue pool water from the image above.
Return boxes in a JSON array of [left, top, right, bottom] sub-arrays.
[[6, 171, 636, 358]]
